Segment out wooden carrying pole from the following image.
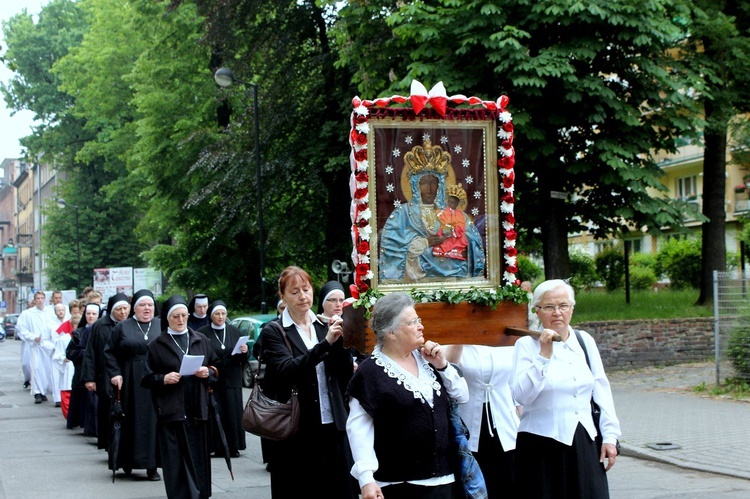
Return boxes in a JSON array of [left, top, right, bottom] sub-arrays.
[[342, 301, 558, 355]]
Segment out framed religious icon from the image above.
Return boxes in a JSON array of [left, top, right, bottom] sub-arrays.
[[347, 81, 518, 296]]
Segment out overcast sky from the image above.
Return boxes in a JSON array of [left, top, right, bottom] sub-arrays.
[[0, 0, 48, 160]]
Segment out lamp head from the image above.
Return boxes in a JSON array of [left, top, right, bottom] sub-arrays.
[[214, 67, 235, 88], [57, 199, 67, 209]]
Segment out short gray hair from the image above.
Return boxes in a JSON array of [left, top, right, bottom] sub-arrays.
[[532, 279, 576, 307], [370, 292, 414, 345]]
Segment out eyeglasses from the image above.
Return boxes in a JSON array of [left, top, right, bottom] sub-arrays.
[[537, 304, 573, 313], [326, 298, 345, 304], [404, 317, 422, 326]]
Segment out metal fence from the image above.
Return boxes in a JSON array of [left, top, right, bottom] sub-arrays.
[[713, 270, 750, 383]]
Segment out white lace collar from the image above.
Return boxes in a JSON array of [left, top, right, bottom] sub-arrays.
[[372, 348, 442, 403]]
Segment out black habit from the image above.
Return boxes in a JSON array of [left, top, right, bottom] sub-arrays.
[[104, 316, 160, 473], [141, 328, 217, 499], [81, 313, 119, 449], [198, 322, 247, 456]]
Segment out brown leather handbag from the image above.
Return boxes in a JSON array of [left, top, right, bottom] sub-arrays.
[[241, 322, 300, 441]]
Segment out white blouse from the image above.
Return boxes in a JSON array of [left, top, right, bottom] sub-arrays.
[[455, 345, 519, 453], [510, 327, 621, 446]]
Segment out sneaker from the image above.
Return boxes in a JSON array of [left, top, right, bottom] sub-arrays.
[[34, 394, 42, 404], [147, 470, 161, 481], [23, 381, 30, 389]]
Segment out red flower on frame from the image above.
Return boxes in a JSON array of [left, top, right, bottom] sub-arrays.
[[506, 264, 519, 274], [349, 284, 360, 299], [358, 241, 370, 254], [502, 192, 515, 204], [502, 175, 515, 189], [504, 230, 518, 241], [356, 133, 368, 145], [505, 213, 516, 225], [354, 149, 368, 162], [356, 218, 369, 228], [505, 246, 518, 257], [356, 263, 369, 276], [354, 188, 368, 200], [498, 155, 515, 169], [356, 171, 369, 183], [354, 115, 368, 125]]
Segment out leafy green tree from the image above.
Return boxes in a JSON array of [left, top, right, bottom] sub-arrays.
[[656, 237, 702, 289], [333, 0, 704, 280], [680, 1, 750, 305], [595, 246, 625, 291], [568, 250, 598, 292]]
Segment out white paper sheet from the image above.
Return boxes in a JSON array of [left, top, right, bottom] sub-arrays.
[[232, 336, 250, 355], [179, 354, 205, 375]]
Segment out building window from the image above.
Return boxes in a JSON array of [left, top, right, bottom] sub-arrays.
[[677, 175, 698, 199]]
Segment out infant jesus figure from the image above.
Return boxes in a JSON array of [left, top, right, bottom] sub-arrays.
[[432, 183, 469, 261]]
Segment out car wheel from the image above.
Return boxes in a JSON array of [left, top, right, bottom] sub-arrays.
[[242, 362, 254, 388]]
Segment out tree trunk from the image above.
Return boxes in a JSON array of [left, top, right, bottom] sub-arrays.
[[539, 182, 571, 279], [696, 99, 728, 305]]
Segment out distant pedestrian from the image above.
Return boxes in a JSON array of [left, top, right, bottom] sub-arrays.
[[16, 291, 54, 403], [187, 294, 210, 331], [511, 279, 621, 498]]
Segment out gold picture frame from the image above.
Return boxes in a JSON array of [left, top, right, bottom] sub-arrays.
[[368, 118, 500, 292]]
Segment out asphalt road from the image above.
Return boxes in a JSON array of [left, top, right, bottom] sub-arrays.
[[1, 338, 749, 498]]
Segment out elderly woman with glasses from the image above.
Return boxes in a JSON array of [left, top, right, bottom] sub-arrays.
[[346, 292, 469, 499], [511, 279, 621, 499]]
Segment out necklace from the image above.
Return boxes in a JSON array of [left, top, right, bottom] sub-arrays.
[[136, 320, 151, 341], [213, 326, 227, 350], [170, 333, 189, 355]]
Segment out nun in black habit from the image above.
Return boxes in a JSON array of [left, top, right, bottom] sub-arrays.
[[104, 289, 161, 480], [198, 300, 247, 457], [67, 302, 103, 434], [81, 292, 131, 450], [142, 294, 218, 499], [187, 294, 210, 331]]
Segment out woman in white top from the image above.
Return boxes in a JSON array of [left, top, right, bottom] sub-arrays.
[[346, 292, 469, 499], [511, 279, 621, 498], [444, 344, 519, 498]]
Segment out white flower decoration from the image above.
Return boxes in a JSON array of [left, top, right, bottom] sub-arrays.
[[498, 111, 512, 122], [473, 191, 481, 199], [355, 122, 370, 134], [386, 183, 395, 193], [422, 133, 431, 142], [465, 175, 473, 185], [365, 270, 374, 281], [462, 159, 470, 168], [394, 200, 402, 208], [354, 105, 369, 116], [440, 136, 449, 144], [405, 135, 413, 144], [501, 201, 514, 213], [497, 129, 511, 140], [360, 225, 372, 240], [453, 144, 463, 154], [359, 254, 371, 264], [502, 220, 515, 231], [503, 271, 517, 282], [471, 207, 479, 216], [358, 208, 372, 221], [385, 165, 394, 175], [357, 161, 368, 172], [504, 255, 517, 266], [357, 181, 368, 189], [392, 148, 401, 158]]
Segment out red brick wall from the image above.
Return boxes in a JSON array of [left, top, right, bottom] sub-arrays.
[[574, 318, 715, 371]]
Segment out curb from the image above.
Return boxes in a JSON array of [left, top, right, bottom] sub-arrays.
[[620, 443, 750, 481]]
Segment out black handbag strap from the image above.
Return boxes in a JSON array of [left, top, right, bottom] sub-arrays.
[[255, 321, 294, 377], [573, 329, 592, 371]]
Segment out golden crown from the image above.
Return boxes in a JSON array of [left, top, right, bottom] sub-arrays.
[[404, 140, 452, 176], [445, 182, 467, 202]]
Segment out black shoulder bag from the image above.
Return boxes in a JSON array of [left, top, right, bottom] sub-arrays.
[[573, 329, 620, 455], [241, 321, 300, 441]]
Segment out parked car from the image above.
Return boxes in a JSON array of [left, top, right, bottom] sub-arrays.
[[0, 324, 5, 341], [2, 314, 18, 339], [229, 313, 277, 388]]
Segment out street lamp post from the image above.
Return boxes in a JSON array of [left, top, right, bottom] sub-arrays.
[[214, 67, 268, 314], [57, 199, 81, 292]]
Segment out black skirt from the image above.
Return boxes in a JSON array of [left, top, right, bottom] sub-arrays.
[[515, 423, 609, 499]]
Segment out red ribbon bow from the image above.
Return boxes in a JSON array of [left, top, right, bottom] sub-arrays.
[[410, 80, 448, 117]]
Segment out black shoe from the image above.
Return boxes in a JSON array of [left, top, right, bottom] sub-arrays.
[[55, 402, 61, 408], [34, 394, 42, 404], [23, 381, 30, 389], [41, 395, 48, 402], [147, 470, 161, 481]]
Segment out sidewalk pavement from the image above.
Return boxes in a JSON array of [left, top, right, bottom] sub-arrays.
[[608, 362, 750, 481], [0, 337, 748, 498]]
